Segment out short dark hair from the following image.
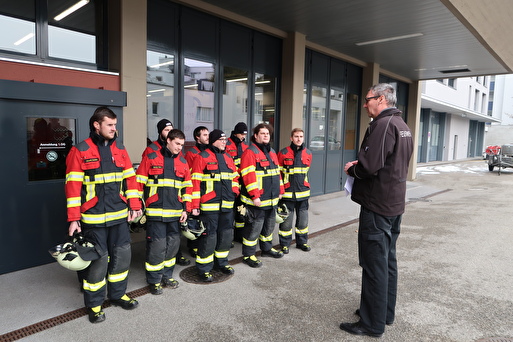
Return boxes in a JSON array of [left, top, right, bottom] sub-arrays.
[[167, 129, 185, 141], [193, 126, 208, 142], [251, 123, 273, 143], [89, 106, 116, 132], [291, 128, 304, 137]]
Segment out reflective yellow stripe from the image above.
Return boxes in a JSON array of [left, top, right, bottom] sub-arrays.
[[243, 237, 258, 247], [108, 270, 129, 283], [196, 254, 214, 264], [83, 278, 106, 292], [66, 171, 84, 182], [221, 200, 234, 209], [259, 233, 273, 242], [235, 222, 244, 228], [81, 208, 128, 225], [146, 208, 183, 218], [295, 226, 309, 234], [200, 203, 220, 211], [215, 250, 229, 259], [67, 197, 81, 208], [279, 229, 293, 237], [163, 257, 176, 268], [146, 261, 165, 272]]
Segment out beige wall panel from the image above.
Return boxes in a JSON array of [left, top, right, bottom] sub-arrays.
[[120, 0, 148, 163]]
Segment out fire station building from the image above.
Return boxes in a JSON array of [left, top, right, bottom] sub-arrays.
[[1, 0, 512, 274]]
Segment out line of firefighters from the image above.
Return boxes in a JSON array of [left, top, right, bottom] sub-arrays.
[[63, 108, 312, 323]]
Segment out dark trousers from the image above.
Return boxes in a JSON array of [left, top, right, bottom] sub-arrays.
[[278, 199, 309, 247], [357, 206, 401, 334], [196, 211, 234, 273], [145, 220, 180, 285], [81, 222, 132, 308], [242, 206, 276, 257]]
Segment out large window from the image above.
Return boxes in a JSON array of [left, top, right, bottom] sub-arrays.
[[183, 58, 215, 143], [146, 50, 175, 142], [254, 73, 277, 127], [0, 0, 105, 68], [222, 66, 248, 134]]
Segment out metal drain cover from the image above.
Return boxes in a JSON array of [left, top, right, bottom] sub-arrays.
[[179, 266, 234, 284]]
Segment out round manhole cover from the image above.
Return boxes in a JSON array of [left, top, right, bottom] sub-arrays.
[[475, 338, 513, 342], [179, 265, 234, 284]]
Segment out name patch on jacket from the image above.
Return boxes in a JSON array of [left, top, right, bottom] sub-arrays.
[[84, 158, 99, 163], [400, 131, 412, 138], [151, 165, 163, 169]]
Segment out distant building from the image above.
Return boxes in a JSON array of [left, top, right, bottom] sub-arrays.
[[418, 77, 499, 163], [486, 74, 513, 146]]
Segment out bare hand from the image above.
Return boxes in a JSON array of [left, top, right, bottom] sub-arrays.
[[68, 221, 81, 237], [192, 209, 200, 216], [179, 211, 188, 223], [128, 209, 143, 222], [253, 198, 261, 207], [344, 160, 358, 175]]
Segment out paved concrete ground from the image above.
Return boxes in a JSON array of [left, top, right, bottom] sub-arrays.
[[1, 159, 512, 342]]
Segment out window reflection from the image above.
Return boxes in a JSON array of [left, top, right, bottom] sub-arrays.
[[309, 86, 327, 151], [0, 0, 36, 55], [328, 87, 343, 151], [183, 58, 215, 144], [223, 67, 248, 133], [254, 73, 276, 128], [27, 117, 75, 181], [146, 51, 175, 142], [47, 0, 97, 63]]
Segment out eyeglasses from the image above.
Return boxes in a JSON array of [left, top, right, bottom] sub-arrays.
[[365, 95, 381, 103], [218, 138, 227, 142]]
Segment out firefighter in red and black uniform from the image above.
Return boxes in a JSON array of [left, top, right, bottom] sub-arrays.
[[225, 122, 249, 242], [239, 123, 284, 268], [65, 106, 142, 324], [191, 129, 239, 281], [184, 126, 209, 257], [142, 119, 173, 158], [185, 126, 209, 167], [277, 128, 313, 254], [142, 119, 191, 267], [136, 129, 192, 295]]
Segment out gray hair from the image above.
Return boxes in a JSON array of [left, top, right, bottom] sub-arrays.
[[369, 83, 397, 107]]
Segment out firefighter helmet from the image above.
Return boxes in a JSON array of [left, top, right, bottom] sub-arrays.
[[49, 234, 100, 271], [275, 202, 290, 224], [181, 215, 206, 240]]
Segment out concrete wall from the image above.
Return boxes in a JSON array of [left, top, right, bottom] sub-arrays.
[[445, 114, 470, 160]]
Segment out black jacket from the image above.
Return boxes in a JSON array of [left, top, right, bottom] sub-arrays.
[[347, 108, 413, 216]]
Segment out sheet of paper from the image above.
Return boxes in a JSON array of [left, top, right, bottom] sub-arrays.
[[344, 176, 354, 196]]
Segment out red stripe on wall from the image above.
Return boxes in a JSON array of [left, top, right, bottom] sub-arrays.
[[0, 60, 120, 91]]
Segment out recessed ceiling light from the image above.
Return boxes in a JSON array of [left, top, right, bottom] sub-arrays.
[[356, 33, 423, 46]]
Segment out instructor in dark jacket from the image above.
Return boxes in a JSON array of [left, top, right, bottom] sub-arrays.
[[341, 83, 413, 338]]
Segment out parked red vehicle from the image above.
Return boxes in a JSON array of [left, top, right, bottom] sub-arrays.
[[486, 144, 513, 174]]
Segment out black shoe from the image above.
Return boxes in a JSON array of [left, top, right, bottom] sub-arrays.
[[296, 243, 311, 252], [243, 255, 262, 268], [177, 255, 191, 266], [87, 307, 105, 323], [200, 272, 213, 282], [189, 248, 197, 258], [339, 322, 382, 338], [149, 283, 163, 295], [219, 265, 235, 275], [355, 309, 393, 325], [261, 248, 284, 258], [162, 278, 179, 289], [281, 246, 289, 254], [111, 296, 139, 310]]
